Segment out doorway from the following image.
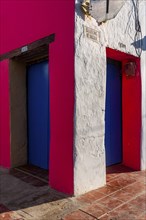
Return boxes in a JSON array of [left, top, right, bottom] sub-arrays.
[[27, 60, 50, 170], [105, 58, 122, 166], [5, 35, 56, 186], [9, 59, 50, 173], [106, 48, 141, 171]]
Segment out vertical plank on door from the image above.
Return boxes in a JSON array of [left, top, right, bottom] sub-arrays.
[[27, 60, 49, 170], [105, 59, 122, 166]]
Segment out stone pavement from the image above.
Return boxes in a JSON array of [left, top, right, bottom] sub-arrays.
[[0, 165, 146, 220]]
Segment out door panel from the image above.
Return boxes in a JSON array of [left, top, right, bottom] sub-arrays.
[[105, 59, 122, 166], [27, 61, 49, 170]]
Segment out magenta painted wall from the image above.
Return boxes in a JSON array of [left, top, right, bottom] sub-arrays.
[[0, 0, 74, 194], [0, 60, 11, 168]]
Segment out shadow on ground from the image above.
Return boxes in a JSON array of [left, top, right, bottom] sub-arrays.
[[106, 163, 135, 174], [0, 164, 146, 220], [0, 166, 70, 214]]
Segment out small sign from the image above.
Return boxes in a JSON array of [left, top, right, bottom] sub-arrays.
[[84, 25, 99, 43], [21, 46, 28, 53]]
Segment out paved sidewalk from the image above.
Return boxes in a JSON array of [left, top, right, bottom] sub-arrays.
[[0, 165, 146, 220]]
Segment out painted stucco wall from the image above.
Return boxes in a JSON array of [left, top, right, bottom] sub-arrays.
[[140, 1, 146, 170], [0, 0, 145, 196], [0, 0, 74, 194], [74, 0, 145, 195]]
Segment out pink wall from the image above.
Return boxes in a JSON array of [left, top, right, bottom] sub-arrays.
[[0, 60, 11, 168], [0, 0, 74, 194]]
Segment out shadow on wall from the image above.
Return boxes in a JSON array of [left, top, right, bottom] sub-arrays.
[[131, 36, 146, 51], [76, 2, 85, 20]]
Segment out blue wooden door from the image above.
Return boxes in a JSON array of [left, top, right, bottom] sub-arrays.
[[105, 59, 122, 166], [27, 61, 50, 170]]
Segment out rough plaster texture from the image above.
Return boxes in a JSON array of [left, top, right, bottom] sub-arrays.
[[74, 0, 146, 195], [10, 60, 27, 167], [140, 1, 146, 170]]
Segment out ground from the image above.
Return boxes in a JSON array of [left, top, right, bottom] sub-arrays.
[[0, 165, 146, 220]]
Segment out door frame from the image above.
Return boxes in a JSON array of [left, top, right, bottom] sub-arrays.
[[8, 35, 53, 169], [106, 48, 141, 171]]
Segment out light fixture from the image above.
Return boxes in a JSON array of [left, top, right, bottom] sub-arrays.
[[124, 61, 137, 77]]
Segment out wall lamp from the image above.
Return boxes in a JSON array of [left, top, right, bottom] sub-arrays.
[[124, 61, 137, 77]]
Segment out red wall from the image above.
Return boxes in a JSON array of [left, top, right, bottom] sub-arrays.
[[122, 60, 141, 170], [0, 0, 74, 194], [106, 48, 141, 171], [0, 60, 11, 168]]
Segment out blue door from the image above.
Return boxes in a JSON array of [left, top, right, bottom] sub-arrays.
[[27, 61, 50, 170], [105, 59, 122, 166]]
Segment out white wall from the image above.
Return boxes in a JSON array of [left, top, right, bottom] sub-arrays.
[[74, 0, 146, 195], [140, 1, 146, 170]]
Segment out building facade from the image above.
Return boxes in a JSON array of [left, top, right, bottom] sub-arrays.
[[0, 0, 145, 195]]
